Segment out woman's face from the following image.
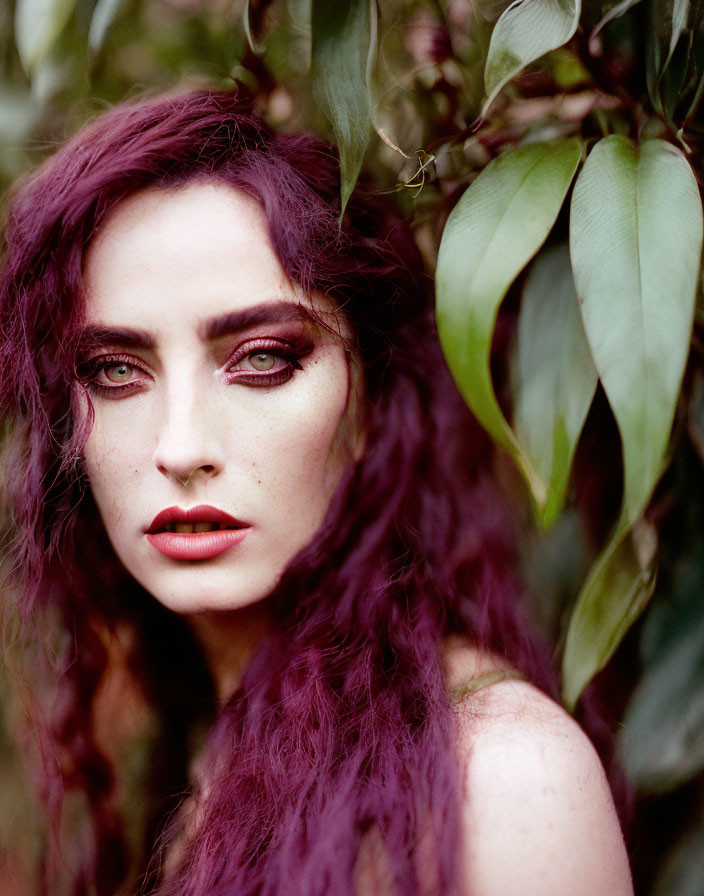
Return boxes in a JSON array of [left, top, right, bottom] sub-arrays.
[[80, 182, 363, 616]]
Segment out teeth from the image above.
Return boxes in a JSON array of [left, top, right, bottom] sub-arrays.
[[165, 522, 223, 534]]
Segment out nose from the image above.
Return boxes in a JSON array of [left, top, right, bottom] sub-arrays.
[[152, 386, 224, 487]]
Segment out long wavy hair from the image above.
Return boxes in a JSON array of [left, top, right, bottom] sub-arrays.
[[0, 89, 560, 896]]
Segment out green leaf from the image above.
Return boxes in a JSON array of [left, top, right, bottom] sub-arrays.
[[652, 0, 692, 73], [618, 600, 704, 793], [563, 522, 657, 710], [88, 0, 129, 56], [514, 244, 598, 528], [667, 0, 690, 60], [311, 0, 376, 217], [570, 137, 702, 529], [590, 0, 646, 40], [483, 0, 581, 115], [242, 0, 266, 55], [14, 0, 77, 75], [646, 0, 704, 121], [564, 137, 701, 707], [435, 138, 581, 507]]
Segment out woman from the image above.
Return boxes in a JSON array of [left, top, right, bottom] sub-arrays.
[[0, 89, 632, 896]]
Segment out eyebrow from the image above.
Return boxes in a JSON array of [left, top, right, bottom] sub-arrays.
[[78, 301, 317, 354], [201, 301, 316, 340], [78, 326, 155, 353]]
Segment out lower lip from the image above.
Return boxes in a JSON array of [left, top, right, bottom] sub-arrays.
[[146, 528, 250, 560]]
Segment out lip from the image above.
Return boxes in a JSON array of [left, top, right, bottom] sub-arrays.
[[145, 505, 250, 561]]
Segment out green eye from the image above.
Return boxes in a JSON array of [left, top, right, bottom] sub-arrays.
[[106, 363, 134, 383], [249, 353, 276, 371]]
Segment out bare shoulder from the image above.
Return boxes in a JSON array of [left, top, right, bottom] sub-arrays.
[[445, 642, 633, 896]]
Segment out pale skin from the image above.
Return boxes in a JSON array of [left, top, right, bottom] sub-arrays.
[[446, 643, 634, 896], [81, 182, 634, 895], [81, 183, 364, 699]]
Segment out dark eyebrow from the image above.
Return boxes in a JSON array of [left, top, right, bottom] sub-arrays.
[[78, 302, 316, 355], [202, 301, 316, 341], [77, 326, 155, 353]]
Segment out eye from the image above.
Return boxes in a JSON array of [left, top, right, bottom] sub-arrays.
[[78, 353, 151, 398], [225, 338, 309, 387], [245, 352, 279, 372], [103, 362, 137, 383]]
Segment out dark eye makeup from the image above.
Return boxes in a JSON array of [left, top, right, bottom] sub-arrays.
[[224, 336, 311, 387], [76, 335, 314, 399]]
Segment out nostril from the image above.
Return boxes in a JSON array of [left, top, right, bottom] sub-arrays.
[[156, 463, 221, 486]]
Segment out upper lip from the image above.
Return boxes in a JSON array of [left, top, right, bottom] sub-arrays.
[[146, 505, 248, 534]]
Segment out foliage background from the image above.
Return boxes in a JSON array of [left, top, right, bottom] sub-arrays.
[[2, 0, 704, 893]]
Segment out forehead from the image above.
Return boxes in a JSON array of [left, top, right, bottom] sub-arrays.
[[82, 181, 341, 336]]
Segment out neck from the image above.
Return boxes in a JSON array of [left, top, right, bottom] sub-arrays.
[[188, 600, 273, 702]]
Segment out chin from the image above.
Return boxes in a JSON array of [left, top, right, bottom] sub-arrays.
[[130, 566, 278, 617]]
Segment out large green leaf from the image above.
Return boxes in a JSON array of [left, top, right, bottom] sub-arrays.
[[436, 138, 581, 507], [570, 137, 702, 529], [514, 244, 598, 528], [14, 0, 77, 75], [563, 524, 657, 709], [311, 0, 376, 217], [483, 0, 581, 115], [563, 136, 702, 707]]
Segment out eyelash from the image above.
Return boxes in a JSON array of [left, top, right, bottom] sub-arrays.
[[77, 353, 148, 399], [225, 338, 306, 387], [79, 340, 308, 399]]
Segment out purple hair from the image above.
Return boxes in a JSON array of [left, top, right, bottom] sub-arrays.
[[0, 89, 558, 895]]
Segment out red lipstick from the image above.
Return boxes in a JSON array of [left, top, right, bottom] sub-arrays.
[[145, 505, 250, 561]]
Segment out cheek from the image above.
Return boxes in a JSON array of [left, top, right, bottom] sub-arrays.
[[82, 409, 145, 522], [250, 358, 354, 512]]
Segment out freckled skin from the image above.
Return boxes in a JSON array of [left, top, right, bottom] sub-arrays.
[[82, 183, 362, 617]]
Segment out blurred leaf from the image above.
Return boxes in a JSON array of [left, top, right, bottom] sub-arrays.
[[435, 138, 581, 508], [544, 47, 592, 88], [653, 0, 693, 72], [520, 505, 590, 638], [0, 88, 37, 143], [243, 0, 266, 55], [667, 0, 690, 59], [514, 244, 598, 528], [687, 372, 704, 467], [618, 598, 704, 793], [570, 137, 702, 530], [14, 0, 77, 75], [639, 546, 704, 666], [311, 0, 376, 217], [476, 0, 516, 21], [647, 0, 704, 122], [563, 521, 657, 710], [591, 0, 646, 39], [88, 0, 129, 56], [482, 0, 581, 116], [29, 52, 74, 107], [651, 821, 704, 896]]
